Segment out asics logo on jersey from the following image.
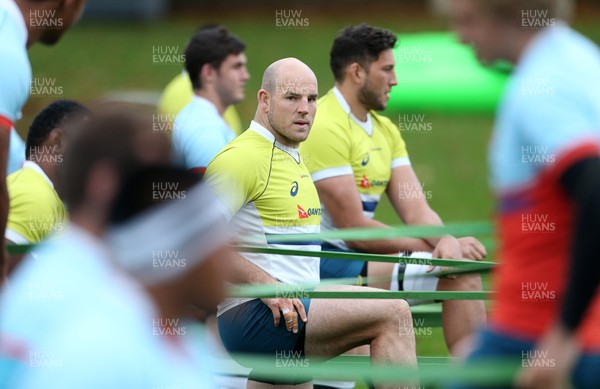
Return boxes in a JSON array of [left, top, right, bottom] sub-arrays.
[[361, 153, 370, 166], [290, 181, 299, 197]]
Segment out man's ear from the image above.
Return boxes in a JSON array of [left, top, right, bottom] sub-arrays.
[[200, 63, 217, 87], [346, 62, 366, 85], [47, 128, 64, 152], [257, 89, 270, 113]]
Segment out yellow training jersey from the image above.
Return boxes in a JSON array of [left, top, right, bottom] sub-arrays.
[[300, 87, 410, 250], [206, 121, 321, 315], [6, 161, 67, 244]]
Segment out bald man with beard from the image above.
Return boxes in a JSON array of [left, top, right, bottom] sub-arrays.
[[206, 58, 417, 389]]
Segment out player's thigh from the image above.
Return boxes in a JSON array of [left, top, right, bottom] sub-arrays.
[[304, 284, 410, 358]]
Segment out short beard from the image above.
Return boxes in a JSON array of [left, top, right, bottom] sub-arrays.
[[267, 110, 302, 144], [358, 81, 385, 112], [267, 110, 292, 145]]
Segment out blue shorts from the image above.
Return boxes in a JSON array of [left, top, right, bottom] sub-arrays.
[[320, 243, 367, 280], [449, 327, 600, 389], [218, 298, 312, 383]]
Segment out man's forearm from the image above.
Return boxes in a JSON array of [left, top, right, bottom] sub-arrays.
[[406, 208, 445, 248], [559, 158, 600, 331], [394, 203, 447, 248], [386, 179, 447, 248], [345, 217, 434, 253], [227, 252, 278, 285]]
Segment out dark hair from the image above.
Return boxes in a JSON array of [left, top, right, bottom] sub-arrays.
[[184, 25, 246, 89], [109, 165, 200, 225], [330, 24, 397, 83], [26, 100, 89, 159], [59, 110, 165, 210]]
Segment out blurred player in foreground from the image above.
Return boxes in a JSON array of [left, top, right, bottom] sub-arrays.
[[164, 24, 251, 389], [0, 110, 229, 387], [446, 0, 600, 387], [207, 57, 417, 389], [0, 0, 87, 284], [171, 25, 249, 176], [5, 100, 90, 276]]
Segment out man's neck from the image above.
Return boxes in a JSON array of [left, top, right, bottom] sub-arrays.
[[335, 82, 369, 122], [253, 117, 299, 149], [195, 89, 227, 116], [69, 209, 106, 239], [508, 29, 541, 65], [36, 160, 58, 190]]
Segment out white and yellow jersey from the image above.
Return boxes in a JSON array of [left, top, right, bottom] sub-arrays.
[[206, 121, 321, 315], [6, 161, 67, 244], [300, 87, 410, 250]]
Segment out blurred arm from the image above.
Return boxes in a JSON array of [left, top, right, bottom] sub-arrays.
[[558, 157, 600, 332], [0, 129, 9, 285]]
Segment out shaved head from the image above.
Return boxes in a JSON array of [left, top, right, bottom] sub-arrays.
[[254, 57, 319, 148], [261, 57, 317, 95]]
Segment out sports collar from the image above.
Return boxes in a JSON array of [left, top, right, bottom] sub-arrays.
[[23, 160, 54, 188], [249, 120, 301, 163], [332, 87, 373, 136]]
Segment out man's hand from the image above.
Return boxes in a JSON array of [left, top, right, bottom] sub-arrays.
[[427, 236, 462, 277], [432, 235, 462, 260], [261, 295, 307, 334], [515, 324, 579, 389], [458, 237, 487, 260]]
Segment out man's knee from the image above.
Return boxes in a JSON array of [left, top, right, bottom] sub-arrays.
[[438, 273, 482, 292], [379, 299, 412, 329]]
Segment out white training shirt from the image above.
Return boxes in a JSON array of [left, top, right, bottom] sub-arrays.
[[172, 95, 236, 173]]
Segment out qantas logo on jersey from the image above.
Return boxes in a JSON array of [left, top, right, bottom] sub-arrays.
[[360, 175, 371, 188], [297, 204, 321, 219], [297, 205, 309, 218], [360, 175, 388, 188]]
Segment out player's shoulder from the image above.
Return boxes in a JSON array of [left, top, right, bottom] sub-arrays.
[[209, 127, 273, 173], [371, 111, 401, 140], [314, 90, 346, 128], [517, 26, 600, 99], [8, 169, 45, 202], [174, 97, 224, 133], [309, 92, 351, 144], [9, 167, 55, 197]]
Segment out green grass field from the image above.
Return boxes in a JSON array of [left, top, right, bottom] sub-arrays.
[[21, 10, 600, 366]]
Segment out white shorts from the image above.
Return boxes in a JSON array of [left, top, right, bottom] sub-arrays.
[[390, 251, 440, 306]]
